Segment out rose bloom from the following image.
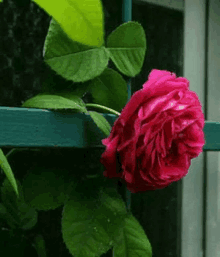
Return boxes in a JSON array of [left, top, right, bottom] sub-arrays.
[[100, 69, 205, 193]]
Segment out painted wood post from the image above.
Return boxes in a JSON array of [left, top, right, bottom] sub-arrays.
[[122, 0, 132, 212], [206, 0, 220, 256], [182, 0, 207, 256]]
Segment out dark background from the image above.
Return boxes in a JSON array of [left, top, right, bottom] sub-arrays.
[[0, 0, 183, 256]]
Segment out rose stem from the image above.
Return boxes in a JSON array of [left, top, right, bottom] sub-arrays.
[[85, 103, 121, 116]]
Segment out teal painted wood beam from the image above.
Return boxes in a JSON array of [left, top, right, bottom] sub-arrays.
[[0, 107, 116, 148], [122, 0, 132, 23], [122, 0, 132, 101], [0, 107, 219, 150], [122, 0, 132, 211]]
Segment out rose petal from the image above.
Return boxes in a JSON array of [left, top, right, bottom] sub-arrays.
[[148, 69, 172, 80], [119, 90, 145, 125], [100, 69, 205, 193], [101, 136, 121, 178]]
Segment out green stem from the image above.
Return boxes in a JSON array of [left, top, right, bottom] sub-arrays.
[[85, 103, 120, 116], [5, 148, 18, 158], [6, 148, 41, 158]]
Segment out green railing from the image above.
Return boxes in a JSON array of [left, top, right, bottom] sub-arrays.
[[0, 107, 219, 150]]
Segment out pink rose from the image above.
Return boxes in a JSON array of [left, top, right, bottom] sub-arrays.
[[100, 69, 205, 193]]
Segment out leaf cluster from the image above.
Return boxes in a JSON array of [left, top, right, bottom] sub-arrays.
[[22, 14, 147, 137], [0, 0, 151, 256], [0, 163, 152, 257]]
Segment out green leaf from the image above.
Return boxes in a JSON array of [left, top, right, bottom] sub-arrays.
[[32, 0, 104, 47], [22, 167, 70, 211], [44, 91, 88, 109], [1, 179, 38, 230], [44, 18, 109, 82], [88, 111, 111, 137], [87, 68, 127, 112], [22, 94, 87, 113], [113, 214, 152, 257], [16, 202, 38, 230], [33, 234, 47, 257], [0, 149, 19, 196], [42, 80, 90, 99], [0, 203, 7, 215], [40, 66, 91, 98], [107, 21, 147, 77], [62, 178, 127, 257]]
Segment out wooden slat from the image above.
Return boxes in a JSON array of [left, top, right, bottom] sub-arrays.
[[0, 107, 116, 148], [0, 106, 219, 150], [182, 0, 206, 256], [203, 122, 220, 151], [206, 0, 220, 255], [133, 0, 184, 11]]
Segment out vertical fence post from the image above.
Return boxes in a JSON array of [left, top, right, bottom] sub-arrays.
[[206, 0, 220, 256], [182, 0, 206, 256], [122, 0, 132, 212]]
